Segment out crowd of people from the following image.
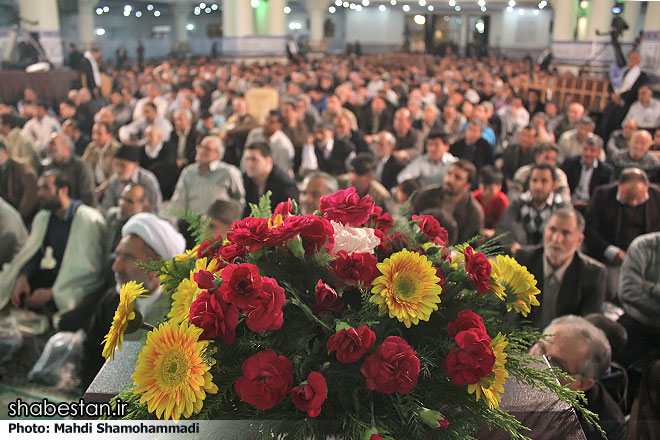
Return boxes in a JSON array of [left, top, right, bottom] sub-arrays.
[[0, 48, 659, 438]]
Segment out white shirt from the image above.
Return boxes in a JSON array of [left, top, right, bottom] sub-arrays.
[[243, 128, 295, 177], [614, 65, 641, 95], [144, 142, 164, 159], [22, 115, 61, 151], [623, 98, 660, 129], [397, 153, 458, 187], [132, 96, 169, 120], [83, 50, 101, 87]]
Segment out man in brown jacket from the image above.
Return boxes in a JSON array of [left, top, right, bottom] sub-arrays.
[[0, 142, 38, 224], [82, 121, 121, 196]]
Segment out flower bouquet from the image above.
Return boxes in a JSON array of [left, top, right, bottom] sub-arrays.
[[103, 188, 598, 439]]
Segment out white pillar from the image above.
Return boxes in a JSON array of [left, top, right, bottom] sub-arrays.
[[222, 0, 235, 37], [459, 15, 469, 56], [307, 0, 325, 48], [552, 0, 576, 41], [585, 0, 611, 41], [172, 4, 189, 43], [77, 0, 97, 45], [233, 0, 254, 36], [621, 1, 641, 42], [269, 0, 287, 36], [643, 0, 660, 32], [488, 11, 504, 49]]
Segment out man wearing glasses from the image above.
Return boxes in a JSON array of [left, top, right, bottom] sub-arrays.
[[531, 315, 626, 440]]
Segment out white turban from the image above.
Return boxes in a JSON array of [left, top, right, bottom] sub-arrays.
[[122, 213, 186, 260]]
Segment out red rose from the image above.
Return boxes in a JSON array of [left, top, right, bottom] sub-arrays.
[[227, 217, 271, 251], [327, 325, 376, 363], [447, 309, 488, 340], [371, 435, 383, 440], [219, 263, 263, 309], [311, 280, 344, 317], [189, 290, 239, 343], [197, 234, 224, 258], [361, 336, 420, 394], [215, 243, 248, 267], [368, 206, 394, 233], [442, 328, 495, 386], [244, 277, 286, 332], [295, 215, 335, 254], [273, 199, 295, 220], [437, 417, 450, 430], [434, 266, 446, 291], [413, 215, 449, 245], [463, 246, 492, 295], [235, 350, 293, 410], [330, 251, 380, 286], [290, 371, 327, 417], [319, 187, 375, 227], [193, 270, 216, 290]]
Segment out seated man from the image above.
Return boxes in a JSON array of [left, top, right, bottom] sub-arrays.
[[610, 130, 660, 182], [501, 125, 538, 188], [561, 134, 614, 210], [43, 134, 96, 206], [244, 110, 295, 177], [509, 142, 571, 202], [498, 163, 568, 254], [0, 197, 27, 268], [530, 316, 627, 440], [623, 85, 660, 131], [206, 199, 243, 238], [472, 166, 508, 239], [341, 153, 392, 210], [449, 120, 494, 174], [82, 213, 185, 388], [299, 171, 339, 216], [118, 102, 173, 147], [411, 159, 485, 244], [515, 208, 605, 329], [606, 118, 637, 160], [616, 231, 660, 371], [100, 144, 162, 215], [392, 107, 424, 163], [139, 125, 178, 200], [557, 116, 598, 163], [82, 121, 121, 195], [0, 171, 106, 327], [242, 142, 300, 218], [105, 183, 152, 254], [0, 113, 40, 172], [371, 131, 406, 191], [585, 168, 660, 300], [170, 135, 245, 217], [300, 122, 355, 176], [0, 141, 38, 223], [397, 131, 458, 188]]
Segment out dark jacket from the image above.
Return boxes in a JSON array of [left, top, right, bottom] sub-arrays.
[[580, 381, 627, 440], [44, 155, 96, 207], [514, 245, 606, 328], [359, 105, 394, 135], [561, 156, 615, 199], [585, 183, 660, 261], [243, 165, 300, 218], [169, 126, 202, 167], [449, 138, 494, 173], [316, 138, 356, 176], [411, 186, 485, 244], [140, 141, 179, 200], [379, 155, 406, 191], [0, 157, 38, 223]]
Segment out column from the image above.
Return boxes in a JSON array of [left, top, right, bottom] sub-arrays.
[[269, 0, 287, 36], [307, 0, 325, 49], [458, 15, 469, 56], [585, 0, 611, 42], [222, 0, 235, 36], [488, 11, 504, 49], [621, 0, 641, 42], [77, 0, 97, 45], [643, 0, 660, 32], [234, 0, 255, 36], [17, 0, 64, 65], [552, 0, 576, 41], [172, 4, 190, 43]]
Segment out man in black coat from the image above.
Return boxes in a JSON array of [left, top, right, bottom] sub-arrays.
[[242, 142, 299, 218], [303, 123, 356, 176], [359, 96, 394, 135], [560, 134, 614, 210], [372, 131, 405, 191], [449, 119, 494, 176], [140, 125, 178, 200], [515, 207, 606, 329], [170, 109, 201, 171], [334, 113, 368, 153]]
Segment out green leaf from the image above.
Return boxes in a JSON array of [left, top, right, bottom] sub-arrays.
[[249, 190, 273, 218]]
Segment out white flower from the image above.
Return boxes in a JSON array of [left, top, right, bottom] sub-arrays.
[[331, 221, 380, 254]]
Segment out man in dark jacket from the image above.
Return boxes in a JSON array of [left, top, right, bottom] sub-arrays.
[[515, 207, 606, 329], [450, 119, 494, 176], [242, 142, 299, 218], [0, 142, 38, 223]]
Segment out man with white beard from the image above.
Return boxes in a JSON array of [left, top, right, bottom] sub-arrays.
[[514, 207, 606, 329], [81, 213, 185, 388]]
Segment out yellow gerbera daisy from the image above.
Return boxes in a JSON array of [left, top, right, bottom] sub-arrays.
[[102, 281, 148, 360], [489, 255, 541, 317], [468, 333, 508, 409], [370, 249, 443, 328], [132, 320, 218, 420], [169, 257, 222, 323]]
